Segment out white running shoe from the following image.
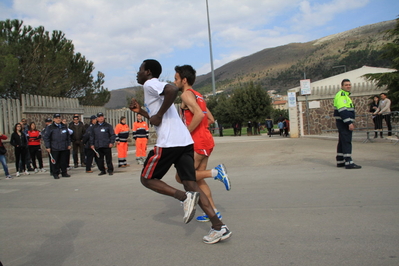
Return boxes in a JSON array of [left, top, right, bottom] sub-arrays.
[[6, 175, 13, 179], [203, 225, 232, 244], [16, 172, 20, 177], [24, 170, 30, 175], [34, 168, 39, 173], [40, 168, 47, 172], [182, 191, 200, 224]]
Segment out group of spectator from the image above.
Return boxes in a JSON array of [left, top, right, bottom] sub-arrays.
[[0, 113, 149, 180], [265, 116, 290, 137], [369, 93, 392, 138]]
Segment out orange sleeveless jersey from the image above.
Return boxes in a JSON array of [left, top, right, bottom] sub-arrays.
[[182, 89, 214, 150]]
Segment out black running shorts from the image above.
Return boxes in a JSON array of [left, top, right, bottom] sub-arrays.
[[141, 144, 196, 181]]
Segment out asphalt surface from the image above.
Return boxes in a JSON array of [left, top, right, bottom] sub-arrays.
[[0, 134, 398, 266]]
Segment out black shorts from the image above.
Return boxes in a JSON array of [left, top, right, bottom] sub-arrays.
[[141, 144, 196, 182]]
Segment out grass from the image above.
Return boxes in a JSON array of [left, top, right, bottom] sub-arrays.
[[211, 127, 269, 137]]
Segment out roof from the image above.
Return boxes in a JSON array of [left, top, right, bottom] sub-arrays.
[[273, 100, 287, 105], [288, 66, 396, 92]]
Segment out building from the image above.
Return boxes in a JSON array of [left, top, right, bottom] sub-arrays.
[[287, 66, 396, 138]]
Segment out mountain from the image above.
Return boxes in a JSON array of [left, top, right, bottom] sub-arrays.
[[193, 19, 396, 95], [104, 86, 140, 109], [106, 19, 396, 109]]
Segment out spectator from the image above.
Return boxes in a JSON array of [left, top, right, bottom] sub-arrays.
[[62, 118, 73, 170], [115, 116, 131, 167], [20, 118, 34, 171], [278, 120, 284, 136], [369, 95, 382, 138], [90, 113, 116, 176], [10, 123, 29, 177], [27, 122, 46, 173], [83, 115, 98, 173], [69, 115, 86, 167], [132, 114, 149, 165], [374, 93, 392, 137], [42, 118, 53, 175], [0, 132, 12, 179], [283, 118, 290, 137], [44, 114, 72, 179], [265, 117, 273, 137]]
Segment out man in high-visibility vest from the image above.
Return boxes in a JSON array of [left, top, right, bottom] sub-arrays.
[[333, 79, 361, 169]]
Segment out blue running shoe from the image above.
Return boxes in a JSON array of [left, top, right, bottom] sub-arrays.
[[214, 164, 231, 191], [196, 212, 222, 222]]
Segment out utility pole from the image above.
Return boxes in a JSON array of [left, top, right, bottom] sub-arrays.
[[206, 0, 216, 95]]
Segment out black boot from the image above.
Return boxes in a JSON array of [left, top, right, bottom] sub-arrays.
[[374, 132, 378, 138], [380, 132, 383, 138]]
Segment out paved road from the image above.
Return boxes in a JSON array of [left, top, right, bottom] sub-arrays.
[[1, 135, 398, 266]]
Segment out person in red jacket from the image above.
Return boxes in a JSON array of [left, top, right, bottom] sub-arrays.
[[132, 114, 149, 165], [115, 116, 130, 167], [27, 122, 46, 173]]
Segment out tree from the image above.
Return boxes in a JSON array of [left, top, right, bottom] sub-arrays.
[[206, 82, 273, 133], [79, 71, 110, 106], [229, 82, 273, 124], [364, 18, 399, 110], [0, 19, 110, 106]]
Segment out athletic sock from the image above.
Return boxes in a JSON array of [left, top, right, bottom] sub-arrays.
[[211, 169, 218, 178], [209, 215, 223, 230], [174, 190, 187, 201]]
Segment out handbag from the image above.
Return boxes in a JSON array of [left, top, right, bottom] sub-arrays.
[[0, 145, 6, 155]]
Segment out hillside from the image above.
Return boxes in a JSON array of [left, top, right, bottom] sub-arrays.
[[105, 86, 140, 109], [194, 19, 396, 95], [106, 19, 396, 109]]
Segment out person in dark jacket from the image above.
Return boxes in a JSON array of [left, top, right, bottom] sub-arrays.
[[90, 113, 116, 175], [83, 115, 98, 173], [69, 115, 86, 168], [10, 123, 29, 176], [369, 95, 383, 138], [265, 118, 273, 137], [42, 118, 53, 175], [44, 114, 71, 179]]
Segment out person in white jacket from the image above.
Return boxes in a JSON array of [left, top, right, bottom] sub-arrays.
[[374, 93, 392, 137]]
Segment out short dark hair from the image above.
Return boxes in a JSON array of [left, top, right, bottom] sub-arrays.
[[174, 65, 196, 86], [143, 59, 162, 78], [120, 116, 126, 123], [341, 79, 350, 86], [380, 93, 387, 97]]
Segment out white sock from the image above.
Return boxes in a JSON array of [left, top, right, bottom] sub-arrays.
[[211, 169, 218, 178]]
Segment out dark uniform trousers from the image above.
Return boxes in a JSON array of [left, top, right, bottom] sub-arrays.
[[97, 147, 113, 173], [336, 119, 353, 165], [85, 148, 97, 171], [52, 150, 69, 175]]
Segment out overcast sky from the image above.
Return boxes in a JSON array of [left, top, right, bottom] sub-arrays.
[[1, 0, 398, 90]]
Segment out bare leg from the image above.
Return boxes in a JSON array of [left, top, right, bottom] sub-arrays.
[[174, 153, 217, 209], [141, 176, 183, 197], [194, 153, 217, 210], [182, 179, 223, 229]]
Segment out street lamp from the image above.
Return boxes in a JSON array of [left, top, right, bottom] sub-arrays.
[[206, 0, 216, 96]]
